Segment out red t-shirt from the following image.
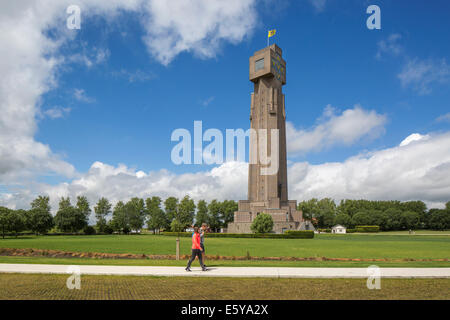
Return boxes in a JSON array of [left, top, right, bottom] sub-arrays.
[[192, 232, 201, 250]]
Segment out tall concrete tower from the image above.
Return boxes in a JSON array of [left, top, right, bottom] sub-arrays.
[[227, 44, 304, 234]]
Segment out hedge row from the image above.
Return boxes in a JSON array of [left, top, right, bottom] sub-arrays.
[[162, 231, 314, 239], [355, 225, 380, 233]]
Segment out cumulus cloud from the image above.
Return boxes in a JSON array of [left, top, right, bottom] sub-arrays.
[[399, 133, 429, 147], [3, 131, 450, 212], [289, 132, 450, 208], [398, 58, 450, 95], [286, 105, 387, 154], [0, 161, 248, 214], [0, 0, 258, 185], [141, 0, 257, 65]]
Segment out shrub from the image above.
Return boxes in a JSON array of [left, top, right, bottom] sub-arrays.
[[355, 225, 380, 233], [346, 229, 356, 233], [83, 226, 96, 235], [102, 224, 114, 234], [284, 230, 315, 238], [250, 213, 274, 233]]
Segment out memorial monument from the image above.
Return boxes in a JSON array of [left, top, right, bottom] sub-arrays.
[[227, 44, 307, 234]]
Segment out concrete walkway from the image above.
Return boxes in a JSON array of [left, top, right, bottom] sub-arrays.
[[0, 264, 449, 278]]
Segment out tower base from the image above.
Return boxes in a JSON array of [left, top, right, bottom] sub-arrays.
[[226, 200, 304, 234]]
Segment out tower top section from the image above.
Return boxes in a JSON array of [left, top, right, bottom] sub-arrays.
[[249, 44, 286, 85]]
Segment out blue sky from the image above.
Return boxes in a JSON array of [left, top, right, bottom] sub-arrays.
[[1, 0, 450, 210]]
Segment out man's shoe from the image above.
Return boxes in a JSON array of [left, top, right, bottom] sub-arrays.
[[202, 267, 208, 271], [185, 267, 191, 272]]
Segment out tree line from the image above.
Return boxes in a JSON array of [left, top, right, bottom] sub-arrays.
[[0, 195, 238, 237], [298, 199, 450, 230], [1, 196, 449, 238]]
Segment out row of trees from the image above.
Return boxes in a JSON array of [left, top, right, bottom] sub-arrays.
[[0, 195, 238, 237], [298, 199, 450, 230], [1, 196, 449, 237]]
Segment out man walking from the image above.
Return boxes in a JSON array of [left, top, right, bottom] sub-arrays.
[[186, 227, 207, 272], [200, 223, 207, 266]]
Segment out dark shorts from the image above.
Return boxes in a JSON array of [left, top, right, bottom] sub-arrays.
[[200, 244, 205, 253]]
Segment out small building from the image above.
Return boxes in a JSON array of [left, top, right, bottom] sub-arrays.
[[331, 224, 346, 234]]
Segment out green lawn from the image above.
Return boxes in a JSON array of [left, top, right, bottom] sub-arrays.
[[0, 255, 448, 268], [1, 233, 449, 258], [0, 233, 448, 267]]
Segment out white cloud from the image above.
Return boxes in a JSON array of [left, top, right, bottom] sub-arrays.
[[68, 47, 110, 68], [376, 33, 402, 59], [399, 133, 429, 147], [308, 0, 326, 12], [286, 105, 387, 154], [3, 131, 450, 212], [0, 161, 248, 214], [73, 88, 95, 103], [141, 0, 257, 65], [111, 69, 156, 83], [436, 113, 450, 123], [43, 106, 71, 119], [201, 96, 215, 107], [0, 0, 258, 185], [398, 58, 450, 95], [289, 131, 450, 207]]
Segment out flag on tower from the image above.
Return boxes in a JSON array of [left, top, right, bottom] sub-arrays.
[[268, 29, 276, 38]]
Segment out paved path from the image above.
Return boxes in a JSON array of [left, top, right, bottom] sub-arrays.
[[0, 264, 449, 278]]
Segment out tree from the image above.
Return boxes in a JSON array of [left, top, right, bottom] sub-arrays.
[[54, 197, 86, 233], [7, 210, 25, 237], [29, 195, 53, 235], [298, 198, 319, 220], [178, 195, 196, 229], [76, 196, 91, 224], [146, 196, 167, 233], [169, 195, 195, 260], [401, 211, 420, 230], [195, 200, 209, 227], [0, 207, 11, 238], [352, 211, 371, 226], [164, 197, 178, 224], [28, 208, 54, 235], [125, 197, 146, 232], [250, 213, 274, 233], [31, 195, 51, 212], [207, 199, 222, 232], [384, 208, 403, 230], [334, 213, 352, 228], [221, 200, 238, 227], [111, 201, 129, 234], [94, 197, 112, 233], [428, 209, 450, 230]]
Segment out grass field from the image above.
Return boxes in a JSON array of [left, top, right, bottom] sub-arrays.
[[1, 255, 448, 268], [0, 234, 449, 260], [0, 273, 448, 300]]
